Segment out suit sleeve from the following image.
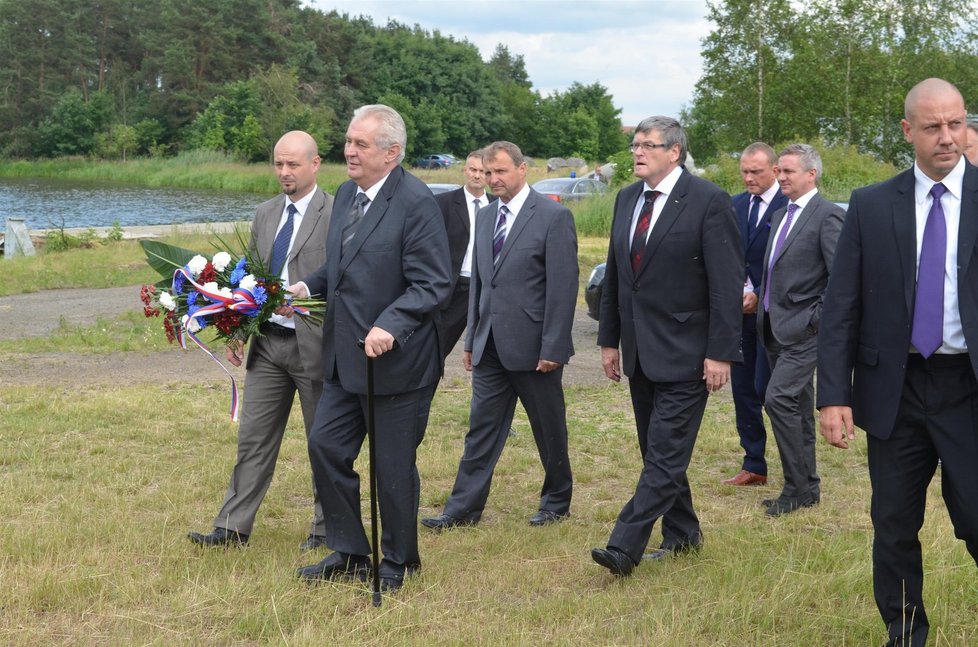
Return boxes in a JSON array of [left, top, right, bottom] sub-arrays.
[[540, 208, 579, 363], [373, 191, 452, 344], [816, 198, 862, 408], [703, 191, 745, 362], [597, 191, 625, 349], [812, 202, 845, 331]]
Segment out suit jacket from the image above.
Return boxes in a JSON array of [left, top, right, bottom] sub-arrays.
[[302, 166, 452, 395], [435, 188, 494, 289], [758, 192, 845, 345], [597, 171, 743, 381], [465, 188, 578, 370], [732, 188, 787, 293], [246, 188, 333, 379], [817, 164, 978, 439]]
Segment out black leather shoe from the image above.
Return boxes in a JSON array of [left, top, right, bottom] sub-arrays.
[[642, 540, 702, 561], [528, 510, 569, 526], [188, 527, 248, 547], [420, 513, 478, 531], [299, 534, 328, 551], [379, 576, 403, 592], [765, 495, 817, 517], [591, 547, 635, 577], [296, 552, 370, 582]]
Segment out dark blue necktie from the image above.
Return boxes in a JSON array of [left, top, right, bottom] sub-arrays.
[[270, 203, 297, 276], [747, 195, 761, 237], [912, 182, 948, 357], [342, 192, 370, 255]]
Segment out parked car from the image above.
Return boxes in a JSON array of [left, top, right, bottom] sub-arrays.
[[426, 183, 461, 195], [582, 201, 851, 322], [532, 177, 608, 203], [413, 154, 456, 169]]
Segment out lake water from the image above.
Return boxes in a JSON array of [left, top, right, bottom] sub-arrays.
[[0, 178, 271, 233]]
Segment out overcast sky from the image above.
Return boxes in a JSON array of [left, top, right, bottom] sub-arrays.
[[305, 0, 712, 127]]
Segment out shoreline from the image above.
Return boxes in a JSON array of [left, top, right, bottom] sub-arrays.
[[2, 221, 250, 245]]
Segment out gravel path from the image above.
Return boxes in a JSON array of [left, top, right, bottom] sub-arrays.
[[0, 284, 608, 388]]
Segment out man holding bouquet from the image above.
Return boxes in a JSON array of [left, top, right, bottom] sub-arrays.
[[188, 130, 334, 550]]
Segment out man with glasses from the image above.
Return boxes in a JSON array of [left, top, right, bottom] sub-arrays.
[[591, 116, 742, 576]]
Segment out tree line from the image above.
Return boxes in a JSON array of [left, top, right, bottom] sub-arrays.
[[0, 0, 626, 163], [685, 0, 978, 165]]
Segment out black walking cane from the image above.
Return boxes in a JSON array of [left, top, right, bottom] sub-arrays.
[[357, 339, 382, 607]]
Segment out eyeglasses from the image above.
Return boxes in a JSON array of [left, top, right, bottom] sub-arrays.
[[629, 141, 672, 153]]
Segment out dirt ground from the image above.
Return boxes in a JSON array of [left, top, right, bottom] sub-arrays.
[[0, 284, 609, 388]]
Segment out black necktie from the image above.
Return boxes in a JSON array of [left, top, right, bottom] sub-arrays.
[[270, 203, 297, 276], [342, 192, 370, 255], [747, 195, 761, 237]]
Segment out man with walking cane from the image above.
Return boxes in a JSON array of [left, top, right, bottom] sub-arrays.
[[285, 105, 451, 593]]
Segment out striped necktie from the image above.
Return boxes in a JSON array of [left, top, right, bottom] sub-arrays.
[[493, 205, 509, 263], [269, 203, 296, 276]]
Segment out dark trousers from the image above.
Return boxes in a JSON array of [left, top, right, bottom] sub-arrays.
[[763, 317, 820, 501], [730, 312, 770, 474], [307, 377, 435, 579], [869, 353, 978, 647], [607, 360, 708, 565], [443, 334, 573, 519]]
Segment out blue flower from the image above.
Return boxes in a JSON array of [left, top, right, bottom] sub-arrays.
[[253, 285, 268, 306], [230, 257, 247, 285], [173, 271, 186, 293], [186, 291, 198, 307], [187, 304, 207, 330]]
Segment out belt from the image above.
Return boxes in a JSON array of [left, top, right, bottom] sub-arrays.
[[457, 276, 470, 286], [907, 352, 969, 370], [259, 322, 296, 337]]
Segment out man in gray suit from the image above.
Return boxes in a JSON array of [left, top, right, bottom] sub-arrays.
[[757, 143, 844, 516], [421, 141, 578, 530], [290, 105, 451, 593], [188, 130, 333, 549]]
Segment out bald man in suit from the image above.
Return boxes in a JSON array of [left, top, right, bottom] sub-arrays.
[[188, 130, 333, 550], [818, 78, 978, 647]]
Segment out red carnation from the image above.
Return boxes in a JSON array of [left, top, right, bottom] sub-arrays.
[[199, 262, 217, 284]]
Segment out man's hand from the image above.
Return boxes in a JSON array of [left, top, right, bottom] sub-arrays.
[[703, 358, 731, 392], [743, 291, 758, 314], [462, 351, 473, 372], [276, 282, 309, 316], [536, 359, 562, 373], [225, 339, 245, 367], [819, 405, 856, 449], [601, 347, 621, 382], [363, 326, 395, 358]]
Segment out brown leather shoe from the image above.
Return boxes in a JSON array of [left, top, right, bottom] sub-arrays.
[[722, 470, 768, 486]]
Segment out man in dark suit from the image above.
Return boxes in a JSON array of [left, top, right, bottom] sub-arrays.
[[818, 78, 978, 647], [188, 130, 333, 550], [421, 141, 578, 530], [723, 142, 785, 487], [435, 150, 491, 359], [288, 105, 452, 593], [757, 144, 844, 516], [590, 116, 743, 576]]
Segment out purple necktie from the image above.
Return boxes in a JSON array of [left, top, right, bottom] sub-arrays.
[[911, 183, 948, 358], [763, 202, 799, 311], [493, 205, 509, 263]]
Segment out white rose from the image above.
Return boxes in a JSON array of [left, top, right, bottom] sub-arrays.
[[158, 291, 176, 311], [212, 251, 232, 272], [239, 274, 257, 290], [202, 281, 219, 294], [182, 314, 202, 333], [187, 255, 207, 277]]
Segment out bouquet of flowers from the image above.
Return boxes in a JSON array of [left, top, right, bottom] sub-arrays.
[[139, 232, 326, 420]]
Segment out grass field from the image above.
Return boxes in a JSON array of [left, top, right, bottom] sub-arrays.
[[1, 207, 976, 645]]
